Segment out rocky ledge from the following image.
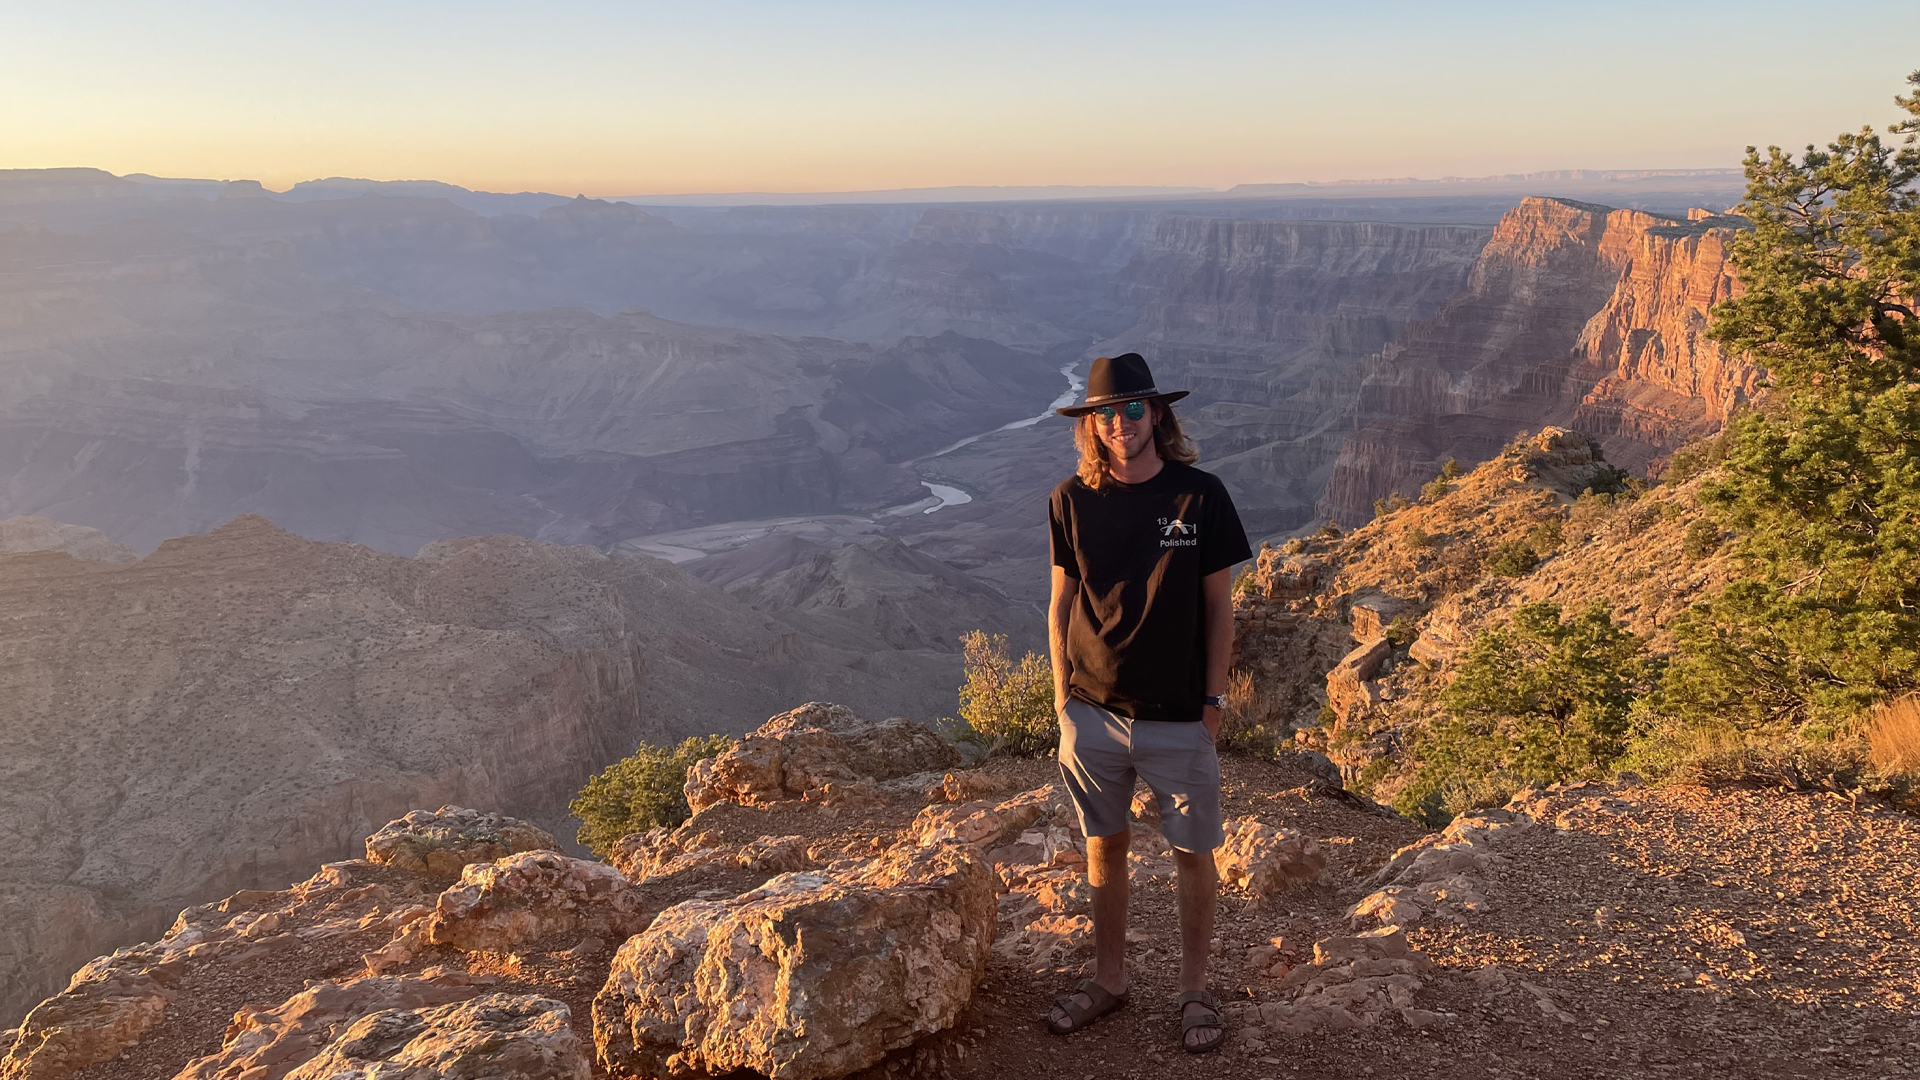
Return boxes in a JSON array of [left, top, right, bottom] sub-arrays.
[[6, 705, 1918, 1080]]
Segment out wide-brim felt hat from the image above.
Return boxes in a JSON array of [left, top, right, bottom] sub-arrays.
[[1055, 352, 1190, 417]]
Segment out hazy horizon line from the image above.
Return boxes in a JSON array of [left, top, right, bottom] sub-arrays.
[[8, 165, 1750, 208]]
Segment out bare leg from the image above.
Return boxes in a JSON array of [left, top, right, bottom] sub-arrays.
[[1173, 847, 1221, 1050], [1048, 830, 1130, 1029]]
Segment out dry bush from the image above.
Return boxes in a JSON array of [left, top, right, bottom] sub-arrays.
[[1869, 696, 1920, 776], [1623, 713, 1869, 792], [1220, 668, 1284, 755]]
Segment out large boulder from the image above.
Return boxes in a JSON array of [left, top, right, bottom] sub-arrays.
[[593, 842, 994, 1080], [1214, 817, 1326, 898], [283, 995, 589, 1080], [683, 703, 959, 814], [425, 852, 651, 952], [365, 807, 557, 876]]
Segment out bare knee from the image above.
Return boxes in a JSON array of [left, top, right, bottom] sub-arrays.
[[1172, 847, 1218, 884]]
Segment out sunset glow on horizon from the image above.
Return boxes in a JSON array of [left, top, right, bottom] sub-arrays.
[[5, 0, 1917, 197]]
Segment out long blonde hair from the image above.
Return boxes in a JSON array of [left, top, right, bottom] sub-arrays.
[[1074, 400, 1199, 490]]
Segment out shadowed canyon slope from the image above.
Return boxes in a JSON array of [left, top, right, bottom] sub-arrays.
[[0, 515, 1014, 1024]]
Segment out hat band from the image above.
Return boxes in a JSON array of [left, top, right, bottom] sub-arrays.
[[1083, 386, 1160, 406]]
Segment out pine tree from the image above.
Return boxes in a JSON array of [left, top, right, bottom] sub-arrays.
[[1666, 72, 1920, 733]]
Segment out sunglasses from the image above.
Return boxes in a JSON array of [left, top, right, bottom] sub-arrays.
[[1094, 400, 1149, 422]]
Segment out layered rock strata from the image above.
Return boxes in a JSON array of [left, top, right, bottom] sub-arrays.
[[1115, 216, 1491, 534], [1319, 198, 1756, 524]]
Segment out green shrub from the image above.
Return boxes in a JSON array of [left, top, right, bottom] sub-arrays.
[[1526, 517, 1564, 556], [1385, 615, 1419, 647], [1232, 562, 1258, 596], [1419, 479, 1454, 502], [1440, 458, 1464, 481], [1681, 519, 1722, 559], [1373, 492, 1413, 517], [1487, 540, 1541, 577], [955, 630, 1057, 755], [1404, 526, 1433, 550], [570, 734, 734, 857], [1395, 602, 1658, 824]]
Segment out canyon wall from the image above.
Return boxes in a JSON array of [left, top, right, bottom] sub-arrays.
[[1317, 198, 1757, 525], [1114, 216, 1492, 533], [1567, 215, 1758, 467]]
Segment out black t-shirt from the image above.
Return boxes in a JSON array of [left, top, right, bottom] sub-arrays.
[[1048, 461, 1252, 722]]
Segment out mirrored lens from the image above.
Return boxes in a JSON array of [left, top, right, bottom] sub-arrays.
[[1094, 399, 1148, 423]]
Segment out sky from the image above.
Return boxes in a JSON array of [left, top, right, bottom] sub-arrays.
[[4, 0, 1917, 196]]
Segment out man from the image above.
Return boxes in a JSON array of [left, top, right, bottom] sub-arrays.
[[1043, 352, 1250, 1054]]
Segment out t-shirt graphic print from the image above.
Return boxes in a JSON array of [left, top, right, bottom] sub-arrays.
[[1048, 462, 1252, 722]]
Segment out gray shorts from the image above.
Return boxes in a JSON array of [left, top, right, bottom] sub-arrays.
[[1056, 697, 1225, 853]]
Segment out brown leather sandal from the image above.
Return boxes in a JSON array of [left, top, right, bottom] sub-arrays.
[[1176, 990, 1226, 1054], [1047, 978, 1128, 1035]]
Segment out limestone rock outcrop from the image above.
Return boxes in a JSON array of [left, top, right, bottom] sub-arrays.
[[0, 960, 169, 1080], [592, 842, 994, 1080], [1, 857, 406, 1080], [424, 852, 650, 952], [173, 976, 474, 1080], [1325, 637, 1394, 727], [283, 995, 589, 1080], [1348, 808, 1531, 929], [609, 828, 812, 885], [1214, 817, 1326, 898], [1233, 926, 1438, 1036], [365, 807, 557, 877], [684, 703, 960, 814]]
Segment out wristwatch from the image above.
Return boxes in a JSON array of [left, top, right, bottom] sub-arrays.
[[1202, 694, 1226, 708]]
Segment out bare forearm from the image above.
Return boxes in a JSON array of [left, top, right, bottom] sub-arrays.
[[1205, 609, 1232, 697], [1201, 568, 1233, 697], [1049, 567, 1076, 705]]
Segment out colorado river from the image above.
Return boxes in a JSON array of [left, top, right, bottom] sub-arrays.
[[912, 360, 1085, 466], [918, 481, 973, 513], [903, 359, 1081, 516], [611, 358, 1082, 558]]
